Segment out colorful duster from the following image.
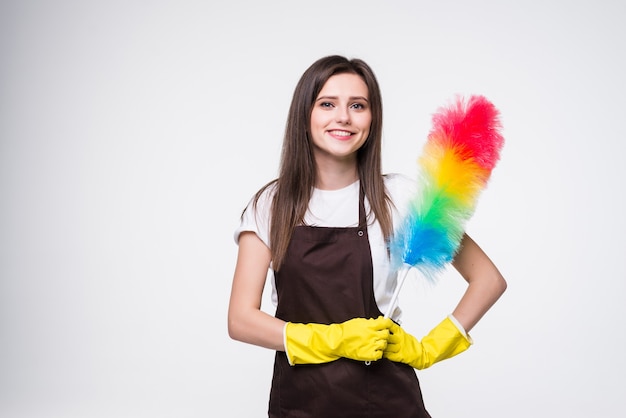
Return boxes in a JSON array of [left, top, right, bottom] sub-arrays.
[[385, 95, 504, 318]]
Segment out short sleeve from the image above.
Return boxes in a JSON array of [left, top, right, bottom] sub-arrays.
[[233, 185, 275, 249], [384, 173, 419, 226]]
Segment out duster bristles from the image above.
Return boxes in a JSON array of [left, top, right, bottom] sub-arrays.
[[389, 95, 504, 281]]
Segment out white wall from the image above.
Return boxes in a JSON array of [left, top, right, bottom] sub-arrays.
[[1, 1, 624, 417]]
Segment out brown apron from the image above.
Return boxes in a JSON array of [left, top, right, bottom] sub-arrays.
[[269, 187, 431, 418]]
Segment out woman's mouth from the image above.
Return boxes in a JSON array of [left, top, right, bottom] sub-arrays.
[[328, 130, 353, 139]]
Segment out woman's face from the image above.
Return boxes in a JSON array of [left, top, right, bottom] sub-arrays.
[[309, 73, 371, 165]]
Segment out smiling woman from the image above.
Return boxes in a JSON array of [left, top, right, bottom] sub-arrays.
[[309, 73, 372, 183], [227, 55, 506, 417]]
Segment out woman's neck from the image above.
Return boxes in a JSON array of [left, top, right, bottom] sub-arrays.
[[315, 161, 359, 191]]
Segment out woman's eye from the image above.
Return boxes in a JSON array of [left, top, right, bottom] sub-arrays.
[[351, 103, 365, 110], [320, 102, 334, 108]]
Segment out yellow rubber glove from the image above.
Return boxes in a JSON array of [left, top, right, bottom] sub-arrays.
[[383, 316, 472, 370], [284, 316, 393, 366]]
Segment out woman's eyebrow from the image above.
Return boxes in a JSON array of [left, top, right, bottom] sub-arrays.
[[316, 95, 369, 102]]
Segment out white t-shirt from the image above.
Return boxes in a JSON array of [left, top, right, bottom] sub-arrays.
[[234, 173, 418, 321]]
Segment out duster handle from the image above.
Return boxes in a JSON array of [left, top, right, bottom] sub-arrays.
[[384, 265, 412, 318]]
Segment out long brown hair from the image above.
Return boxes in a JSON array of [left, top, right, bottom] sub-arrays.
[[251, 55, 392, 270]]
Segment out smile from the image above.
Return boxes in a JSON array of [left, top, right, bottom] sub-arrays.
[[328, 130, 353, 138]]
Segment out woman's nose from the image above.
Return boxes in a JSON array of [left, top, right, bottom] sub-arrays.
[[336, 107, 350, 124]]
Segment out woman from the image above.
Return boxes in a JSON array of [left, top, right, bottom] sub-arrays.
[[228, 55, 506, 417]]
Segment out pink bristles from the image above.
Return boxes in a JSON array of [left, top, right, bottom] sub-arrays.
[[430, 95, 504, 171]]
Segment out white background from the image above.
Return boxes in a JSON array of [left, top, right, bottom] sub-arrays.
[[1, 1, 625, 417]]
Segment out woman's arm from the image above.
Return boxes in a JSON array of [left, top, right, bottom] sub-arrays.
[[451, 233, 507, 333], [227, 231, 286, 351]]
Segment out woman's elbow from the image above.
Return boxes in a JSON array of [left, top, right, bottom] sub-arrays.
[[494, 272, 507, 298], [227, 310, 245, 342]]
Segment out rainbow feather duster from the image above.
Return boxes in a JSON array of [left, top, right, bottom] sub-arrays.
[[385, 95, 504, 317]]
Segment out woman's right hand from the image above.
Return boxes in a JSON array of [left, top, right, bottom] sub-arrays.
[[284, 316, 394, 365]]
